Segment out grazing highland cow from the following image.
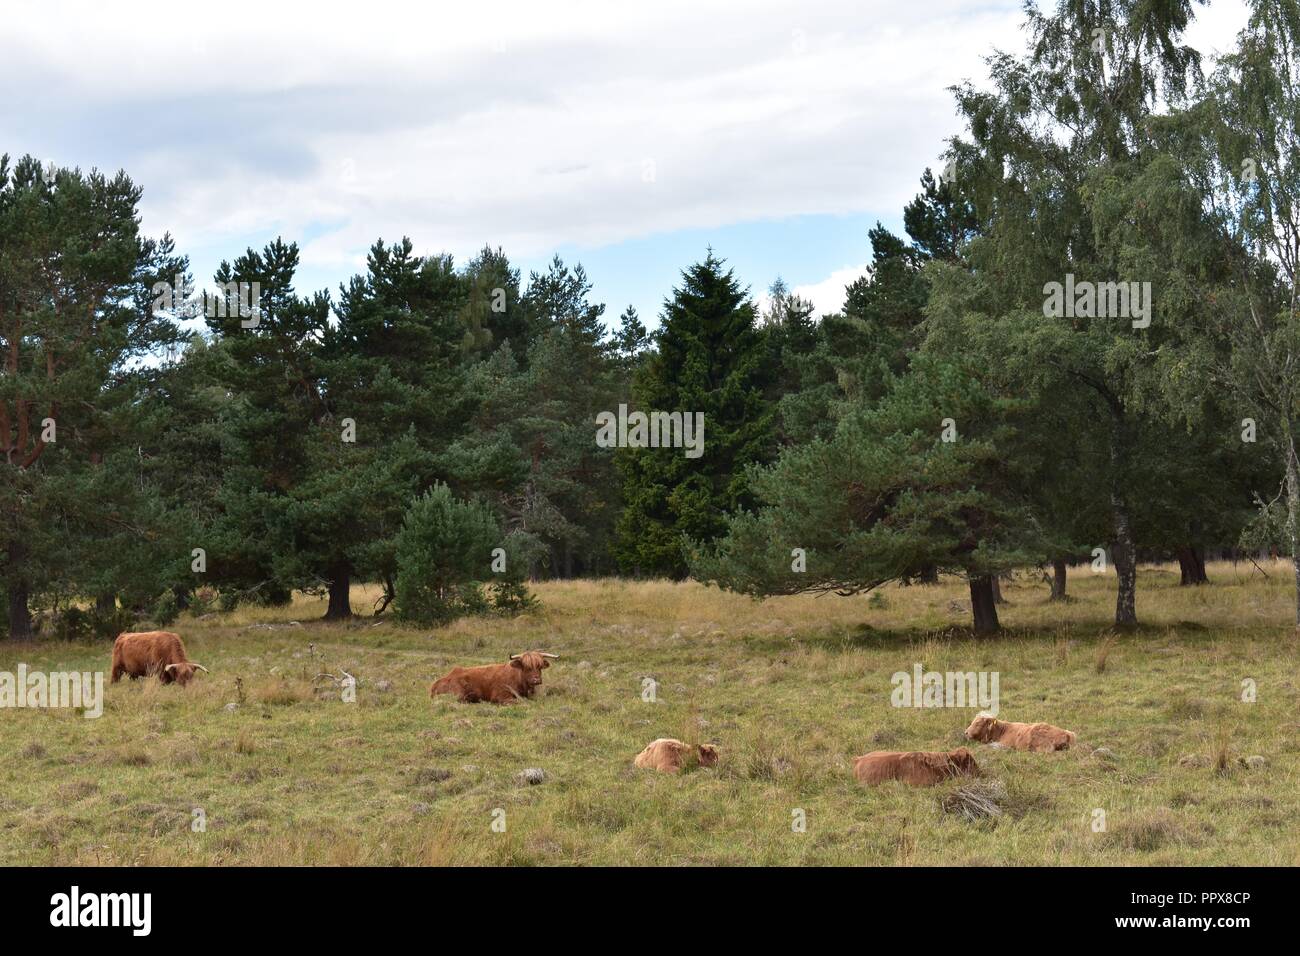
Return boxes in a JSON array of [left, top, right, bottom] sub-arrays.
[[110, 631, 209, 686], [965, 714, 1075, 752], [853, 748, 980, 787], [633, 738, 720, 773], [429, 651, 559, 704]]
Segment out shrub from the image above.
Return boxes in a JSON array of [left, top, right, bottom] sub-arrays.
[[46, 604, 133, 641], [51, 607, 93, 641], [151, 590, 181, 626], [189, 586, 218, 617], [91, 605, 134, 640], [393, 484, 535, 625]]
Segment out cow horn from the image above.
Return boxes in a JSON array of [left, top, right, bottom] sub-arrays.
[[164, 663, 179, 672], [539, 653, 559, 659], [509, 654, 521, 661], [192, 663, 210, 673]]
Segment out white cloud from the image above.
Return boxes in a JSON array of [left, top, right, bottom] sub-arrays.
[[755, 264, 871, 319], [793, 265, 872, 317], [4, 0, 1250, 282]]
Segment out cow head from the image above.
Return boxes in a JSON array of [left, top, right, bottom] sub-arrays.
[[509, 651, 558, 687], [164, 662, 209, 686], [947, 747, 979, 777], [965, 714, 998, 742], [697, 743, 720, 768]]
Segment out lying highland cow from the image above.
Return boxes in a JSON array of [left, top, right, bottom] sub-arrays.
[[633, 738, 719, 773], [965, 714, 1075, 752], [429, 651, 559, 704], [853, 748, 980, 786], [111, 631, 209, 686]]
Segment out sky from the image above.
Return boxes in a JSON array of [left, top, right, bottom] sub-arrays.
[[1, 0, 1250, 328]]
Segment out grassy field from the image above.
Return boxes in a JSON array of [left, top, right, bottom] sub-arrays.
[[1, 561, 1297, 866]]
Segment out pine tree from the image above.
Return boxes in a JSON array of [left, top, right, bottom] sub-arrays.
[[446, 257, 622, 578], [301, 238, 472, 616], [199, 238, 337, 613], [0, 155, 181, 637], [693, 354, 1042, 633], [611, 305, 650, 368], [458, 245, 524, 360]]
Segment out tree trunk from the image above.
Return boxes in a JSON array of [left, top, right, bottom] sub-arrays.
[[1110, 423, 1138, 628], [969, 575, 999, 635], [374, 575, 395, 616], [918, 563, 938, 585], [324, 563, 353, 620], [991, 575, 1006, 604], [5, 536, 32, 640], [1111, 517, 1138, 627], [7, 578, 31, 639], [1286, 428, 1300, 628], [1176, 546, 1208, 586], [1050, 558, 1067, 601], [95, 593, 117, 614]]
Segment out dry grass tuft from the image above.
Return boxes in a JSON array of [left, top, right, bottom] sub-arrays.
[[942, 779, 1007, 822]]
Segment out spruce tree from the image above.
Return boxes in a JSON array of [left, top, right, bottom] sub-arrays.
[[615, 251, 773, 577]]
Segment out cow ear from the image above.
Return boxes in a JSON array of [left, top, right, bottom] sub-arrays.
[[509, 658, 524, 668]]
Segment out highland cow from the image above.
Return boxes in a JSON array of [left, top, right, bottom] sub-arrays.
[[110, 631, 209, 686], [965, 714, 1075, 752], [853, 748, 980, 786], [429, 651, 558, 704]]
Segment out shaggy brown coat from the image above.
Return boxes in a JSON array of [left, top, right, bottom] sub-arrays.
[[853, 748, 980, 786], [429, 651, 558, 704], [965, 714, 1075, 752], [110, 631, 208, 686], [633, 738, 720, 773]]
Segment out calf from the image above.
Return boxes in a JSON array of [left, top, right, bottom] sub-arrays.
[[965, 714, 1075, 752], [853, 748, 980, 787], [429, 651, 558, 704], [111, 631, 209, 686], [633, 738, 719, 773]]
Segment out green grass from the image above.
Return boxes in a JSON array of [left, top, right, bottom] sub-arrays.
[[1, 561, 1297, 865]]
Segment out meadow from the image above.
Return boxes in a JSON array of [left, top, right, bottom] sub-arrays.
[[1, 561, 1296, 866]]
